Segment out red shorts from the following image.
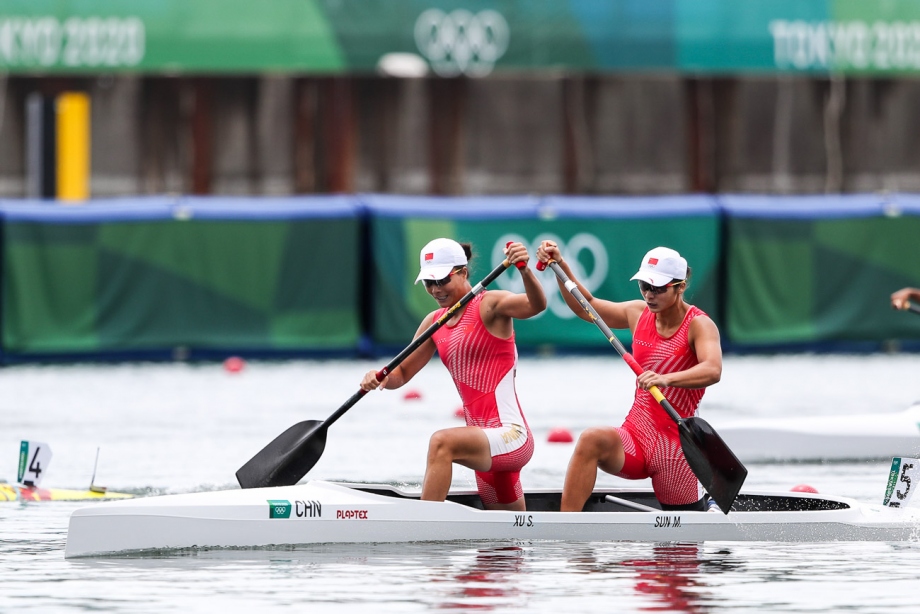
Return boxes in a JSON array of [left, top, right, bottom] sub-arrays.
[[614, 421, 702, 506], [474, 427, 534, 506]]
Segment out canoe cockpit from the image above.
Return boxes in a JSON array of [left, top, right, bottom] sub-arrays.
[[340, 483, 851, 513]]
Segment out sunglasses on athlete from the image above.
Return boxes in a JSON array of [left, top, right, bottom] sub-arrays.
[[423, 267, 464, 289], [637, 279, 685, 295]]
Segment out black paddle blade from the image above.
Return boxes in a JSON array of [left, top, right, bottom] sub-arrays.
[[678, 416, 748, 514], [235, 420, 327, 489]]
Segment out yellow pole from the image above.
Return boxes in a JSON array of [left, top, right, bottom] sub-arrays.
[[56, 92, 90, 202]]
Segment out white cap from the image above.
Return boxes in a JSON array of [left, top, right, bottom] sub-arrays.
[[629, 247, 687, 287], [415, 238, 468, 284]]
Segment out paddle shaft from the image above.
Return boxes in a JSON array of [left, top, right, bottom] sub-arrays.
[[907, 302, 920, 315], [322, 255, 521, 433], [541, 260, 682, 424]]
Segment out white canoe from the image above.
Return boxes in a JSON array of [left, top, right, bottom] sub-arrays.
[[719, 403, 920, 463], [64, 480, 920, 558]]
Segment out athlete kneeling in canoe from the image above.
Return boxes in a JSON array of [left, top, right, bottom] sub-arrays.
[[537, 242, 722, 512], [360, 238, 547, 511]]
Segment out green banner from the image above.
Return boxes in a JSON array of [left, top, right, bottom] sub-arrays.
[[4, 0, 920, 74], [369, 201, 721, 349], [0, 0, 344, 72], [2, 203, 360, 357], [724, 207, 920, 345]]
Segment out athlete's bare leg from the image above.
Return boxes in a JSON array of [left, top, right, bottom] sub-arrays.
[[560, 427, 626, 512], [421, 426, 492, 502], [483, 497, 525, 512]]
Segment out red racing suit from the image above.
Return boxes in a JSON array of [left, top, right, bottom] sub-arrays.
[[615, 305, 708, 506]]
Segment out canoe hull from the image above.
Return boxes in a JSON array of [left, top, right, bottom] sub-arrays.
[[65, 481, 920, 558]]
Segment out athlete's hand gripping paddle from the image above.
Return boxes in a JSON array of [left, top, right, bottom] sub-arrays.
[[537, 258, 747, 513], [236, 243, 527, 489]]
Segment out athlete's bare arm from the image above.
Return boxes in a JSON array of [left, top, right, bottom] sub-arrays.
[[638, 315, 722, 390], [481, 243, 547, 338], [891, 287, 920, 310], [536, 241, 644, 331], [359, 314, 438, 391]]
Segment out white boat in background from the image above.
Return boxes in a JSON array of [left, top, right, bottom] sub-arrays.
[[719, 403, 920, 463], [65, 479, 920, 558]]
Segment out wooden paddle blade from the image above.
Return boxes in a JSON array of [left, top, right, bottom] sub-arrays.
[[678, 416, 748, 514], [235, 420, 327, 489]]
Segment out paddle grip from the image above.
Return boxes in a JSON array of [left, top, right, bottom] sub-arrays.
[[505, 241, 526, 270], [375, 368, 388, 382], [622, 353, 644, 377]]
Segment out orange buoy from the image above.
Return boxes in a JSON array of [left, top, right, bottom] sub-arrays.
[[791, 484, 819, 493], [223, 356, 245, 373], [403, 389, 423, 401], [453, 407, 465, 419], [547, 427, 574, 443]]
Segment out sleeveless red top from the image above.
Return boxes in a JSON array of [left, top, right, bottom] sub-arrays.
[[627, 305, 707, 428], [430, 292, 526, 429]]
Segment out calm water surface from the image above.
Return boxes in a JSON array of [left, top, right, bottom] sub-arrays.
[[2, 354, 920, 612]]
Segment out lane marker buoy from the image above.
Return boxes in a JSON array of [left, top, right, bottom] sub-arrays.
[[791, 484, 819, 493], [223, 356, 245, 373], [403, 389, 423, 401], [547, 427, 574, 443]]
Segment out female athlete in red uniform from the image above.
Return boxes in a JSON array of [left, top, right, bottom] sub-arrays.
[[360, 238, 546, 511], [536, 242, 723, 512]]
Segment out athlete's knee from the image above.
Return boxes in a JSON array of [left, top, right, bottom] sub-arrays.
[[575, 427, 613, 457], [426, 430, 454, 461]]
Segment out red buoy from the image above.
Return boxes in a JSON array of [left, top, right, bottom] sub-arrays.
[[791, 484, 819, 493], [453, 407, 465, 419], [223, 356, 245, 373], [547, 427, 574, 443], [403, 389, 423, 401]]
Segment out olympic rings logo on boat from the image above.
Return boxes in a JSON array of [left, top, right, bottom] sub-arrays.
[[268, 499, 292, 519], [492, 233, 609, 320], [414, 8, 509, 77]]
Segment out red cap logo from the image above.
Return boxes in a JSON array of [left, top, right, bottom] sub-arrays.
[[648, 257, 659, 265], [424, 252, 434, 261]]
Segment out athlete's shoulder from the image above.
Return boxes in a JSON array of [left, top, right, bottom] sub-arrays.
[[477, 288, 512, 311], [688, 310, 720, 339], [423, 310, 440, 327], [479, 288, 511, 301]]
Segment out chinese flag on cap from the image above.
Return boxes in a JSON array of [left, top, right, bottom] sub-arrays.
[[425, 253, 434, 261], [648, 257, 659, 265]]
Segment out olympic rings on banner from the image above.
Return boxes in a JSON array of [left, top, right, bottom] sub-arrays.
[[414, 9, 509, 77], [492, 233, 609, 319]]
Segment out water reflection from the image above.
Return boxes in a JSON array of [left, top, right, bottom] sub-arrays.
[[623, 545, 710, 613], [437, 545, 525, 610], [570, 543, 740, 613]]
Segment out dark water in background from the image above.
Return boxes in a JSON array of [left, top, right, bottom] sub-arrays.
[[2, 355, 920, 612]]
